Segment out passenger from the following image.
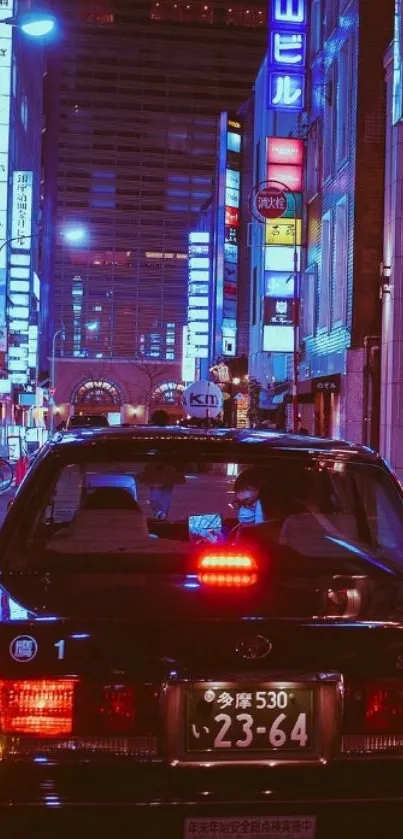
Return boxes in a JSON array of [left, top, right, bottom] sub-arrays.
[[236, 482, 295, 547], [232, 468, 267, 527]]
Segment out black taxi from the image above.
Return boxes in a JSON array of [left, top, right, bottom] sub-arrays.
[[0, 426, 403, 838]]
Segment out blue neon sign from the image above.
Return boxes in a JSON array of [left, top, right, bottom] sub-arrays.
[[268, 0, 307, 112]]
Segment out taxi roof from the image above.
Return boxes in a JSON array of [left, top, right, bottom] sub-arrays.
[[49, 425, 380, 464]]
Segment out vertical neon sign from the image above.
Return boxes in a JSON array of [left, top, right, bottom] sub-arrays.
[[268, 0, 307, 112], [215, 113, 242, 359], [0, 0, 14, 355]]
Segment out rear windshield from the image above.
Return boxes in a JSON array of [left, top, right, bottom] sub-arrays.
[[68, 416, 108, 427], [7, 454, 403, 572]]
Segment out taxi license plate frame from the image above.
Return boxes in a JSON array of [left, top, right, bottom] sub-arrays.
[[186, 684, 314, 754]]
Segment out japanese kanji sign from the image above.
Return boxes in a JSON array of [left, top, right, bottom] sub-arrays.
[[251, 185, 287, 222], [268, 0, 307, 112], [11, 171, 33, 250]]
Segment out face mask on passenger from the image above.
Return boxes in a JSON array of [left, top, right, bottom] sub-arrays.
[[238, 499, 263, 525]]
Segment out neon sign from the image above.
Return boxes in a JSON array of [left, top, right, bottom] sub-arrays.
[[0, 0, 14, 355], [268, 0, 307, 112], [263, 136, 304, 354], [186, 232, 211, 360]]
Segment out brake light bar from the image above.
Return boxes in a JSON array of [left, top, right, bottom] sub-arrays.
[[197, 551, 258, 587]]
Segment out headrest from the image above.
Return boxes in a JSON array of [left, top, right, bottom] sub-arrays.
[[84, 487, 141, 511]]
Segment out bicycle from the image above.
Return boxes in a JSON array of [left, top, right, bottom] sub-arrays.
[[0, 458, 14, 493]]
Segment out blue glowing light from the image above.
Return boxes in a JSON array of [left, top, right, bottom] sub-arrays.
[[20, 17, 55, 37], [63, 227, 86, 244], [183, 575, 200, 590]]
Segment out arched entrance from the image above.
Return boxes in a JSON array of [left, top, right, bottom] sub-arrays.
[[71, 378, 122, 417], [150, 381, 184, 419]]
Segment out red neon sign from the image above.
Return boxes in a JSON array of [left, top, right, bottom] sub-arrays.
[[225, 207, 240, 227], [267, 137, 303, 167], [267, 164, 303, 193]]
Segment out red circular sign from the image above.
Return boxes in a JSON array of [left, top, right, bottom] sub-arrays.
[[252, 186, 287, 221]]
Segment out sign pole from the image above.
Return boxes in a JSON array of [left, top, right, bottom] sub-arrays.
[[250, 179, 299, 432]]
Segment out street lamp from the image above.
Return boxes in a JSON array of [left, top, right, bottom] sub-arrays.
[[61, 227, 87, 245], [3, 12, 57, 38], [85, 321, 99, 332]]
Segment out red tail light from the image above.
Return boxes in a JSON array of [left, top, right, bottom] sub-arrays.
[[0, 679, 75, 737], [197, 551, 258, 587], [342, 680, 403, 754], [0, 679, 159, 740]]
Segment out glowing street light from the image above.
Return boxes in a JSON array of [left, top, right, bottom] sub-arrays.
[[4, 12, 57, 39], [61, 227, 87, 244], [85, 322, 99, 332]]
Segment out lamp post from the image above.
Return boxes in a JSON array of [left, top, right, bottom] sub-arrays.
[[50, 326, 65, 433]]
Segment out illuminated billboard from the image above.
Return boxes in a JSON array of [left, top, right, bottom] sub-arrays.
[[0, 0, 14, 354], [267, 137, 304, 166], [11, 172, 33, 249], [186, 232, 211, 362], [265, 218, 302, 246], [263, 135, 304, 354], [267, 163, 303, 193], [215, 112, 242, 359]]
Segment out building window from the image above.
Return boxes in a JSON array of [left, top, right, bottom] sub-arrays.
[[333, 199, 348, 325], [303, 264, 317, 338], [323, 66, 335, 181], [309, 0, 322, 58], [20, 95, 28, 132], [319, 212, 332, 330], [306, 119, 321, 200], [336, 40, 351, 168]]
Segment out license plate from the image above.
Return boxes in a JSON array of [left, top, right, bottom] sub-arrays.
[[187, 685, 313, 753], [184, 816, 316, 838]]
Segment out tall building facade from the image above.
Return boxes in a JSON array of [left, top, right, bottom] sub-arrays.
[[300, 0, 393, 442], [41, 0, 266, 371], [0, 0, 46, 421], [381, 0, 403, 477]]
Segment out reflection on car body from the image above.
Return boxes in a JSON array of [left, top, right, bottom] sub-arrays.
[[1, 427, 403, 837]]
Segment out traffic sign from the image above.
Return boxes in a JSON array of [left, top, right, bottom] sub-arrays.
[[182, 381, 223, 420], [251, 184, 287, 222]]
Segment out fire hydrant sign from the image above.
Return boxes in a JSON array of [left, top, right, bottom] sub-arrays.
[[251, 185, 287, 221], [182, 381, 223, 419]]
